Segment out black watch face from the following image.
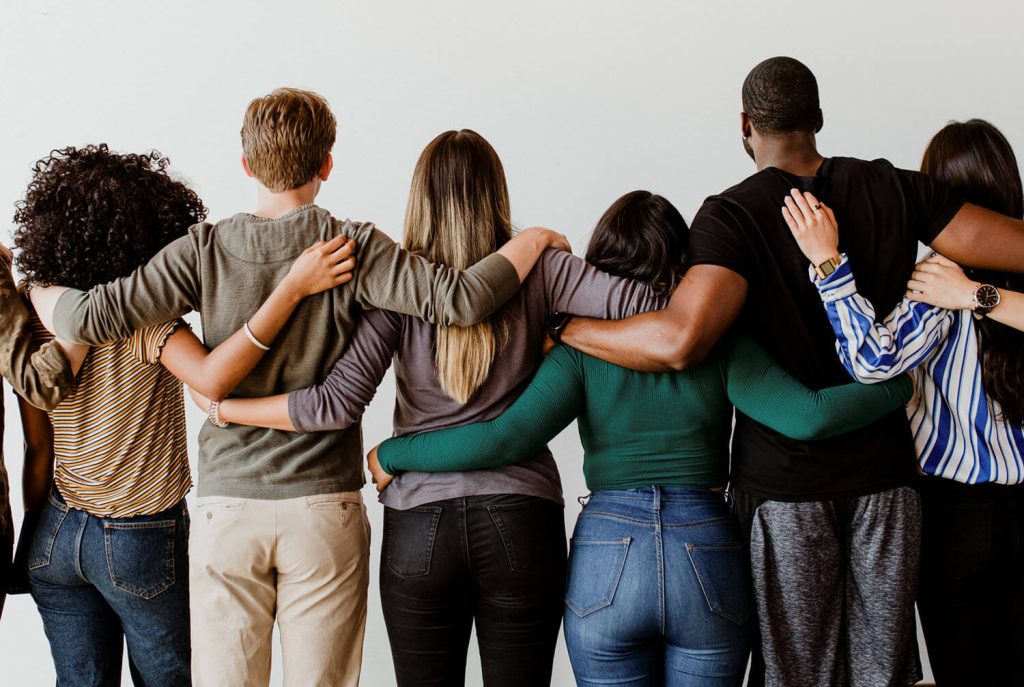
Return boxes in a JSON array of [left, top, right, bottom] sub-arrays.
[[977, 284, 1000, 309]]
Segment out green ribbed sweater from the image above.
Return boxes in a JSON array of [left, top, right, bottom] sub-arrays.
[[377, 334, 913, 491]]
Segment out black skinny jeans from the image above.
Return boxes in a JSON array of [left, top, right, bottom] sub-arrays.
[[380, 494, 567, 687], [917, 477, 1024, 687]]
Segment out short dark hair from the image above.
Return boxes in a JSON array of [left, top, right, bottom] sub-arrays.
[[585, 191, 688, 295], [14, 144, 207, 290], [922, 118, 1024, 426], [742, 56, 821, 136]]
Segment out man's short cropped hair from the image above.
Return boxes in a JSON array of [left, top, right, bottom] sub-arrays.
[[742, 57, 821, 136], [240, 87, 337, 192]]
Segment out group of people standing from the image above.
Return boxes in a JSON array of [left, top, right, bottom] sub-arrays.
[[0, 55, 1022, 687]]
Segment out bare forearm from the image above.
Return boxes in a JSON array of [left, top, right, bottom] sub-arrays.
[[932, 203, 1024, 273], [218, 395, 296, 432], [17, 397, 54, 512], [561, 265, 747, 372], [989, 289, 1024, 333]]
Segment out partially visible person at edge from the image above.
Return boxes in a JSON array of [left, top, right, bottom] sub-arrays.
[[0, 242, 76, 620], [188, 129, 666, 687], [781, 118, 1024, 687], [15, 144, 353, 686], [360, 190, 913, 686], [30, 90, 569, 686], [547, 57, 1024, 687]]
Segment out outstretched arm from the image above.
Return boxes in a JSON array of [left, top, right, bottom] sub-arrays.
[[557, 264, 747, 372], [354, 224, 570, 327], [154, 236, 357, 400], [930, 203, 1024, 274], [373, 346, 585, 476], [191, 308, 402, 432], [907, 253, 1024, 334], [724, 335, 913, 441]]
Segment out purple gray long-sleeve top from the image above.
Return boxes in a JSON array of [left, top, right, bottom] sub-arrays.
[[288, 249, 667, 510]]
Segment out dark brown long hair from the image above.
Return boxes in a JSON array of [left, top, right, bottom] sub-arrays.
[[585, 191, 688, 294], [922, 119, 1024, 425]]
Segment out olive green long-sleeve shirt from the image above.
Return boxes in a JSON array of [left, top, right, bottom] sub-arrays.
[[52, 204, 520, 499]]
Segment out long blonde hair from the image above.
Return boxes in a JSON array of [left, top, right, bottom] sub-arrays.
[[403, 130, 512, 404]]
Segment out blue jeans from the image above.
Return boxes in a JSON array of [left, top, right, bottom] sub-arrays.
[[28, 491, 190, 687], [564, 487, 752, 686]]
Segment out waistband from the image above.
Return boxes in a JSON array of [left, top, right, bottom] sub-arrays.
[[587, 486, 725, 509]]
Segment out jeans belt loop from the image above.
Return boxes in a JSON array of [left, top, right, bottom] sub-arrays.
[[653, 486, 661, 511]]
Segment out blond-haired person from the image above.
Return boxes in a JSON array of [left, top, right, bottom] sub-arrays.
[[32, 92, 569, 686], [189, 129, 666, 686]]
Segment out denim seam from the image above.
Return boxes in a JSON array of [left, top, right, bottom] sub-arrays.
[[385, 506, 442, 578], [685, 543, 750, 625], [28, 505, 69, 571], [565, 538, 631, 617], [103, 520, 176, 599]]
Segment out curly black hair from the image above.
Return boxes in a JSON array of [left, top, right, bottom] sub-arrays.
[[742, 56, 822, 136], [13, 144, 207, 290]]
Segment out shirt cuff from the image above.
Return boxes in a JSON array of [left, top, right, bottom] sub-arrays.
[[809, 254, 857, 303]]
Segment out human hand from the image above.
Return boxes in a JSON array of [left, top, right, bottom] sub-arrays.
[[188, 385, 212, 413], [781, 189, 839, 266], [523, 227, 572, 254], [366, 445, 394, 493], [542, 334, 556, 355], [282, 235, 357, 299], [906, 253, 976, 310]]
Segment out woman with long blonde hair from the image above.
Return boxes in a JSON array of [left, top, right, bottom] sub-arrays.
[[191, 129, 665, 685]]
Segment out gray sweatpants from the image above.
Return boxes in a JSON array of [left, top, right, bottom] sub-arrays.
[[737, 486, 922, 687]]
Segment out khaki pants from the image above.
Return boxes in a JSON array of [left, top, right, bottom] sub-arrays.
[[190, 491, 370, 687]]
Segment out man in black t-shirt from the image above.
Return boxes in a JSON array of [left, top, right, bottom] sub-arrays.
[[558, 57, 1024, 686]]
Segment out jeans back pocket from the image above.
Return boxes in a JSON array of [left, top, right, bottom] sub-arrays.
[[686, 543, 753, 625], [28, 497, 69, 571], [565, 538, 631, 617], [104, 520, 177, 599], [384, 506, 442, 577]]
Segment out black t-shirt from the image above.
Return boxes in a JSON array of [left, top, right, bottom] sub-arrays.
[[689, 156, 964, 501]]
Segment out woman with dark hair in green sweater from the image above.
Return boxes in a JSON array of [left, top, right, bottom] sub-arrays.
[[368, 190, 912, 687]]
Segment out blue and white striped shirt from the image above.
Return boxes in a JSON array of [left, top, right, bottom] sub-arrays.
[[815, 255, 1024, 485]]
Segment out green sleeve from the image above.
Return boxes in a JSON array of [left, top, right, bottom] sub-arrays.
[[352, 223, 521, 328], [377, 346, 585, 474], [0, 260, 72, 410], [53, 232, 201, 344], [724, 334, 913, 441]]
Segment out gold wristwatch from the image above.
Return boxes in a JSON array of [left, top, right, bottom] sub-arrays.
[[813, 254, 843, 280]]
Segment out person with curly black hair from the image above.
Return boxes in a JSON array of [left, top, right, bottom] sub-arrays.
[[13, 143, 355, 686]]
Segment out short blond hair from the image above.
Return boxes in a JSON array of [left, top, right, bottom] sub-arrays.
[[240, 88, 337, 192]]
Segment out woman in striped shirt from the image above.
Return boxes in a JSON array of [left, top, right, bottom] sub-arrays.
[[781, 119, 1024, 687], [13, 144, 354, 686]]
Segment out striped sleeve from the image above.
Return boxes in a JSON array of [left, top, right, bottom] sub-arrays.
[[813, 255, 954, 382], [128, 319, 187, 365]]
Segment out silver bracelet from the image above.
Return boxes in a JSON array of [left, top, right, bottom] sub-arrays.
[[208, 400, 228, 428], [243, 321, 271, 351]]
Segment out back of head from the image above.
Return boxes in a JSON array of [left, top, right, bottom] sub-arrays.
[[585, 190, 688, 294], [742, 56, 822, 136], [404, 129, 513, 404], [14, 144, 207, 290], [241, 87, 336, 192], [922, 118, 1024, 425]]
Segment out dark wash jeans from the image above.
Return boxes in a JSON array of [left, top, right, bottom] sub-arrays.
[[565, 487, 752, 686], [28, 491, 190, 687], [917, 476, 1024, 687], [380, 493, 567, 687]]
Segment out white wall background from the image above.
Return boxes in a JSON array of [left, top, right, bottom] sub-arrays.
[[1, 0, 1022, 684]]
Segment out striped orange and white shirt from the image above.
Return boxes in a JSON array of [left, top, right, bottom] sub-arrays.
[[33, 318, 191, 518]]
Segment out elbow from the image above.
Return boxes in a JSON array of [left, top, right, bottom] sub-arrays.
[[660, 327, 707, 372]]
